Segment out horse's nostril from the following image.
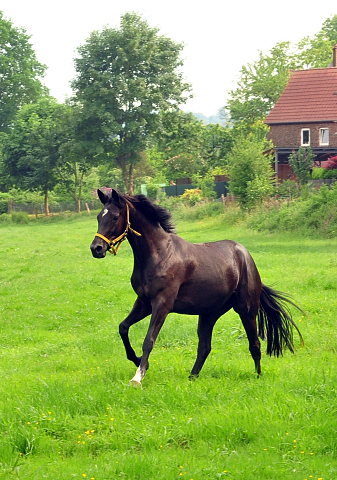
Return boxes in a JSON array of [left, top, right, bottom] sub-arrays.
[[96, 245, 103, 252]]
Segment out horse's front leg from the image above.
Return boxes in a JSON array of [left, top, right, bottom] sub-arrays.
[[130, 298, 170, 387], [119, 297, 152, 367]]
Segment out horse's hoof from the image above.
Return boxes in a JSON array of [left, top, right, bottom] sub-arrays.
[[129, 379, 142, 388]]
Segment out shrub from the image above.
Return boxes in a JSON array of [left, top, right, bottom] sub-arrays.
[[248, 183, 337, 237], [227, 135, 274, 210], [312, 167, 337, 179], [0, 199, 8, 214], [0, 213, 11, 224], [276, 179, 299, 198], [288, 147, 315, 185], [11, 212, 29, 224], [180, 189, 202, 206]]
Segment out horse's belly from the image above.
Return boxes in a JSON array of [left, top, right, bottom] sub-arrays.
[[173, 282, 231, 315]]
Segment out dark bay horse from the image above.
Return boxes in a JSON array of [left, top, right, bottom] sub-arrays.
[[90, 189, 303, 386]]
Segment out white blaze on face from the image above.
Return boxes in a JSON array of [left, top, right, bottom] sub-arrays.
[[102, 208, 108, 217]]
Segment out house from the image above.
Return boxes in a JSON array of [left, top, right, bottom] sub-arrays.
[[265, 44, 337, 180]]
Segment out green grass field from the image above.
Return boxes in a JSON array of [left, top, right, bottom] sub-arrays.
[[0, 214, 336, 479]]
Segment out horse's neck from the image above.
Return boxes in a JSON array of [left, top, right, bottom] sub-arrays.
[[127, 210, 170, 261]]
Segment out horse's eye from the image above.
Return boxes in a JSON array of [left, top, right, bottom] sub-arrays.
[[113, 215, 119, 221]]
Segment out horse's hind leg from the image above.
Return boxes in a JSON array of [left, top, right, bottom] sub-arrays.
[[189, 313, 219, 379], [239, 312, 261, 376], [119, 297, 152, 367]]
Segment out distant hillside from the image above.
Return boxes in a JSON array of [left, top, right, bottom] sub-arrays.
[[188, 110, 228, 125]]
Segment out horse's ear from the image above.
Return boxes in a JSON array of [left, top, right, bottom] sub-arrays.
[[111, 189, 121, 204], [97, 189, 109, 205]]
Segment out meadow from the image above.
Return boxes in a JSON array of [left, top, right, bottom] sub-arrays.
[[0, 213, 336, 479]]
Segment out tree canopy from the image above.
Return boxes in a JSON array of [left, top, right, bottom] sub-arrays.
[[71, 12, 192, 194], [2, 97, 66, 214], [0, 11, 47, 133]]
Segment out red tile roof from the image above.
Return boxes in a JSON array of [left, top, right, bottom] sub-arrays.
[[265, 67, 337, 124]]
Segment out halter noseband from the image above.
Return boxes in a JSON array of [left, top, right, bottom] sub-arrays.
[[95, 203, 141, 255]]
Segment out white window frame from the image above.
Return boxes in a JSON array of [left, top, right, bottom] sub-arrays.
[[301, 128, 310, 146], [319, 128, 329, 146]]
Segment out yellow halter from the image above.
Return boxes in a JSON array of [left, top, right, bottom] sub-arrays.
[[95, 203, 141, 255]]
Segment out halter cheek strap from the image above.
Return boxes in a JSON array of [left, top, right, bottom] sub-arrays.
[[95, 203, 141, 255]]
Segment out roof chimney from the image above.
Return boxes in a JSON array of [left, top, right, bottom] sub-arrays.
[[334, 44, 337, 67]]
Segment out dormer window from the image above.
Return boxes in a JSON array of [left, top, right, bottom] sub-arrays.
[[301, 128, 310, 146], [320, 128, 329, 145]]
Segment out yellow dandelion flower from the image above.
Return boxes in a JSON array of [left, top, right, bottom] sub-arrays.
[[111, 418, 114, 421], [82, 475, 86, 478], [85, 430, 90, 435]]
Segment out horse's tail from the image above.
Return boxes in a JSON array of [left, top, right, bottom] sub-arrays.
[[257, 284, 304, 357]]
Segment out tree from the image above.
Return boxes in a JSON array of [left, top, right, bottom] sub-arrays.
[[0, 11, 47, 132], [288, 147, 316, 186], [297, 15, 337, 68], [148, 111, 205, 181], [227, 128, 274, 209], [226, 42, 298, 128], [71, 12, 192, 194], [148, 111, 232, 182], [56, 104, 98, 212], [3, 97, 66, 215]]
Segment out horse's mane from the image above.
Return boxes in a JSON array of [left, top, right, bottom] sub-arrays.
[[121, 193, 176, 234]]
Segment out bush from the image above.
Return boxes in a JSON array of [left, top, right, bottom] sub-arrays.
[[288, 147, 315, 185], [276, 179, 299, 198], [11, 212, 29, 224], [227, 135, 274, 210], [0, 199, 8, 214], [0, 213, 11, 224], [247, 183, 337, 237], [312, 167, 337, 179], [180, 189, 202, 206]]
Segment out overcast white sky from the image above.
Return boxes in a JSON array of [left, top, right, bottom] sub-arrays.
[[2, 0, 337, 115]]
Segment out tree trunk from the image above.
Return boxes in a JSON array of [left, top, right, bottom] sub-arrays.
[[77, 198, 81, 213], [44, 190, 50, 216], [128, 164, 134, 195]]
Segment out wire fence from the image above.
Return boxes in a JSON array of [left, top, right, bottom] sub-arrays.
[[10, 199, 101, 215]]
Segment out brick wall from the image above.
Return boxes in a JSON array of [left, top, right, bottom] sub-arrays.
[[268, 122, 337, 148]]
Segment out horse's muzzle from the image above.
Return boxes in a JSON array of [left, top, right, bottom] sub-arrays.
[[90, 240, 107, 258]]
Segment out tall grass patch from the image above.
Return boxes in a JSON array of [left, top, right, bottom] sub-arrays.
[[248, 183, 337, 237]]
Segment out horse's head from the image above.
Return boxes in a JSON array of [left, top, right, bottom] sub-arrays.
[[90, 189, 126, 258]]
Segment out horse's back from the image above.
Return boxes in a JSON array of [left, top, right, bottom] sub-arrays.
[[171, 237, 261, 315]]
